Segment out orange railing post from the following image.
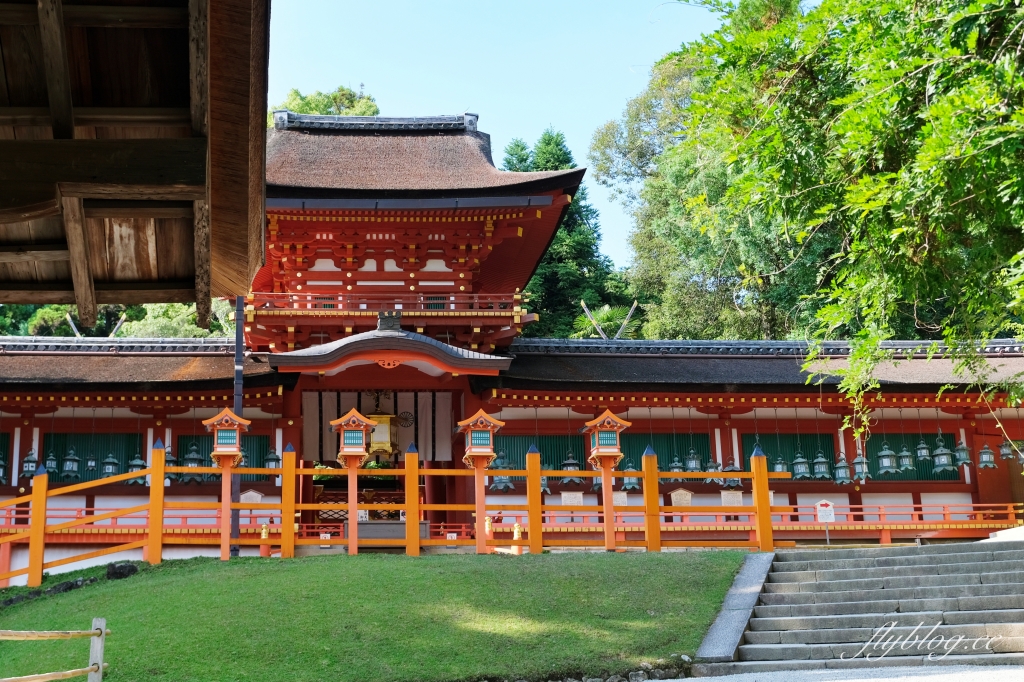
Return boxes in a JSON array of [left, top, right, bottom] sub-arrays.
[[472, 458, 488, 554], [526, 449, 543, 554], [27, 469, 49, 588], [750, 454, 774, 553], [147, 439, 166, 565], [346, 456, 359, 556], [281, 446, 296, 558], [600, 460, 616, 551], [642, 451, 662, 552], [405, 449, 421, 557], [218, 458, 233, 561]]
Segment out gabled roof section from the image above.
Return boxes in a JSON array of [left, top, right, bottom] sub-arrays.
[[265, 111, 585, 198], [268, 327, 512, 375]]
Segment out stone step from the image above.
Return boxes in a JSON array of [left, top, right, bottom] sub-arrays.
[[691, 652, 1024, 677], [754, 593, 1024, 618], [944, 609, 1024, 625], [743, 622, 1024, 645], [759, 580, 1024, 606], [771, 549, 1024, 573], [766, 559, 1024, 583], [772, 540, 1024, 563], [749, 610, 945, 631], [763, 570, 1024, 594], [738, 636, 1024, 661]]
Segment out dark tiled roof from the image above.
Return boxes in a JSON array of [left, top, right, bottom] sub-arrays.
[[509, 338, 1024, 359], [265, 112, 585, 197], [0, 336, 235, 355], [272, 111, 475, 131]]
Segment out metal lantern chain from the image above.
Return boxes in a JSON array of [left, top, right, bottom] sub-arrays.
[[916, 408, 932, 462]]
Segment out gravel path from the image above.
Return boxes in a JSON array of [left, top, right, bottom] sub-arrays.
[[690, 665, 1024, 681]]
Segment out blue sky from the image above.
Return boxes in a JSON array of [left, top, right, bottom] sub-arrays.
[[268, 1, 720, 268]]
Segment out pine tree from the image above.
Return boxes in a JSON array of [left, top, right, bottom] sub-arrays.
[[502, 130, 622, 338]]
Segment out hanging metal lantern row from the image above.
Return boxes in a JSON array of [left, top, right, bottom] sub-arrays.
[[791, 449, 811, 480], [897, 444, 915, 471], [561, 451, 584, 485], [875, 441, 898, 477], [851, 452, 871, 483], [488, 448, 515, 492], [685, 447, 703, 473], [704, 459, 724, 486], [62, 445, 80, 482], [954, 438, 972, 468], [667, 456, 686, 482], [916, 438, 932, 462], [932, 433, 956, 474], [20, 449, 38, 479], [977, 443, 997, 469], [812, 450, 831, 480], [621, 461, 642, 491], [127, 449, 147, 485], [101, 452, 120, 478], [833, 453, 852, 485], [181, 442, 205, 484], [772, 454, 789, 474], [999, 439, 1016, 460], [45, 450, 58, 473], [165, 443, 178, 483]]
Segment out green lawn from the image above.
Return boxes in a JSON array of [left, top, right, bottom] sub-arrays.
[[0, 551, 744, 682]]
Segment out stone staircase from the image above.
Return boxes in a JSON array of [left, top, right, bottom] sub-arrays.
[[694, 541, 1024, 675]]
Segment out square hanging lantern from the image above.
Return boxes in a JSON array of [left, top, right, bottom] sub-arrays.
[[181, 442, 205, 484], [202, 408, 252, 467], [954, 438, 972, 467], [101, 452, 119, 478], [851, 453, 871, 482], [931, 434, 955, 473], [20, 449, 38, 479], [561, 451, 584, 485], [811, 450, 831, 480], [367, 412, 399, 461], [772, 454, 789, 474], [875, 441, 898, 476], [456, 409, 505, 469], [621, 460, 641, 491], [582, 410, 630, 471], [44, 450, 58, 472], [704, 459, 724, 486], [792, 450, 811, 480], [916, 438, 932, 461], [668, 456, 686, 482], [85, 450, 97, 474], [0, 448, 7, 485], [833, 453, 852, 485], [722, 459, 743, 489], [62, 446, 80, 482], [126, 450, 147, 484], [488, 448, 515, 492], [977, 442, 996, 469], [265, 447, 281, 469], [897, 444, 915, 472], [685, 447, 702, 473], [164, 443, 178, 483], [999, 439, 1016, 460]]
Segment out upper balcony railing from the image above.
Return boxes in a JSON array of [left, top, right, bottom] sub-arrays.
[[248, 292, 524, 314]]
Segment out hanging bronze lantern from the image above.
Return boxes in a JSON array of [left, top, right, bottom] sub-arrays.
[[876, 442, 898, 476], [792, 450, 811, 480], [954, 438, 972, 467], [812, 449, 831, 480], [897, 444, 915, 472], [932, 434, 955, 473], [977, 443, 996, 469]]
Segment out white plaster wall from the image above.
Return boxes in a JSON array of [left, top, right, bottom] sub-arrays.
[[861, 493, 914, 521], [920, 492, 974, 520], [92, 495, 150, 526]]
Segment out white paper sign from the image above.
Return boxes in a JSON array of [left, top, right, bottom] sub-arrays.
[[561, 491, 585, 506], [670, 488, 693, 507], [816, 500, 836, 523], [446, 532, 458, 540], [721, 490, 743, 507], [612, 491, 629, 507], [240, 489, 263, 504], [400, 510, 407, 522], [319, 532, 331, 549], [357, 510, 369, 522]]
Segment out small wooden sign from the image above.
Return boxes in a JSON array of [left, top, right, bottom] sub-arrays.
[[561, 491, 585, 506], [816, 499, 836, 523], [721, 490, 743, 507], [357, 510, 369, 522], [670, 488, 693, 507], [319, 532, 331, 549], [612, 491, 629, 507]]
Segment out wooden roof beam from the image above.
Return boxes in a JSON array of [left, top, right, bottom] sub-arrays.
[[0, 281, 196, 305], [0, 4, 188, 28], [0, 138, 207, 223], [0, 107, 191, 127], [61, 196, 97, 327], [37, 0, 74, 140], [0, 243, 70, 264]]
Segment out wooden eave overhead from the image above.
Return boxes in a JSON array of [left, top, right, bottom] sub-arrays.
[[0, 0, 269, 326]]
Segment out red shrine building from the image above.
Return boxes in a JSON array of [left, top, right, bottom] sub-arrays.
[[1, 112, 1023, 582]]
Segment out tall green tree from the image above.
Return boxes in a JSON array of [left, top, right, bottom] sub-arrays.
[[268, 83, 378, 124], [503, 130, 624, 337]]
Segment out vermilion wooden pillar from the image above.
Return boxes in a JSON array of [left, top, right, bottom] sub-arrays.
[[457, 410, 505, 555], [583, 410, 631, 552]]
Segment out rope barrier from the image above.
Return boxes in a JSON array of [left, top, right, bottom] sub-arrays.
[[0, 662, 107, 682], [0, 629, 109, 641]]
